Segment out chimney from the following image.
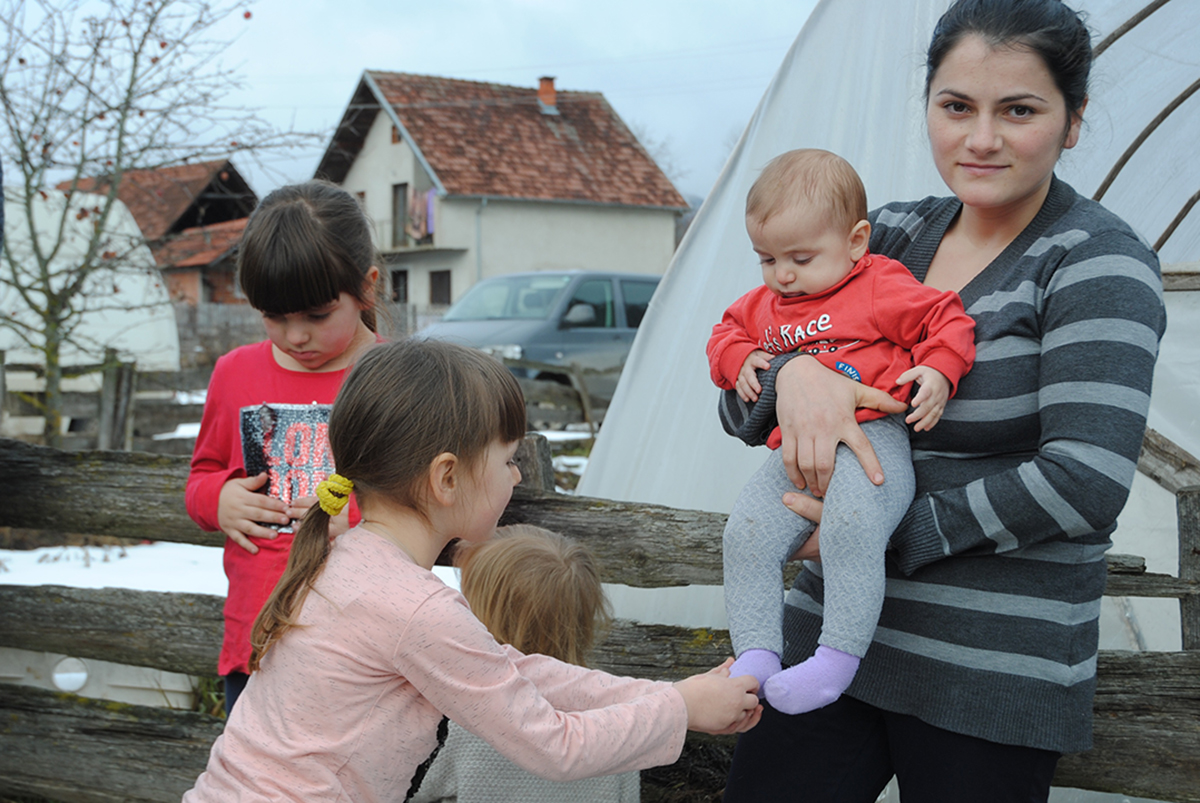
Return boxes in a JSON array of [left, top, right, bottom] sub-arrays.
[[537, 76, 559, 115]]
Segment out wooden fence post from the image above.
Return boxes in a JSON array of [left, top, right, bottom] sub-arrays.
[[98, 348, 136, 451], [564, 363, 596, 437], [1179, 486, 1200, 650], [513, 432, 555, 493]]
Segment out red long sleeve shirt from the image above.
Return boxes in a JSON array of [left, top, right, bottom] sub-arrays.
[[186, 340, 362, 675], [707, 253, 975, 447]]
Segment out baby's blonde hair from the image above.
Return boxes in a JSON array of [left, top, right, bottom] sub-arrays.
[[457, 525, 611, 667], [745, 148, 868, 234]]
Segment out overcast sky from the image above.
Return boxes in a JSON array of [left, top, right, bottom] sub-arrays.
[[214, 0, 820, 203]]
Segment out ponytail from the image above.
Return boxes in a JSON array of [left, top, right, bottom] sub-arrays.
[[249, 505, 335, 671]]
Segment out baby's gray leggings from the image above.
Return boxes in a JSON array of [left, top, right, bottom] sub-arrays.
[[723, 414, 915, 658]]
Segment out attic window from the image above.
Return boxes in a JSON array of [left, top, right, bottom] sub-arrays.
[[392, 126, 401, 144]]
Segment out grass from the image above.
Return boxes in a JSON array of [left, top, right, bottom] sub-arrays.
[[192, 675, 226, 719]]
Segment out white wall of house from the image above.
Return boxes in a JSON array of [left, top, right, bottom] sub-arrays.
[[339, 108, 680, 311], [442, 196, 675, 279], [341, 111, 425, 250], [1, 191, 180, 373]]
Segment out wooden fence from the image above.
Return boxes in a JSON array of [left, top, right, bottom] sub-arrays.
[[0, 434, 1198, 802], [2, 354, 597, 456]]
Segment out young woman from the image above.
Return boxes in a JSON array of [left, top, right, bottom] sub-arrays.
[[723, 1, 1166, 800]]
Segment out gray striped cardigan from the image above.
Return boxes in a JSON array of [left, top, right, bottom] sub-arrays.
[[778, 176, 1166, 752]]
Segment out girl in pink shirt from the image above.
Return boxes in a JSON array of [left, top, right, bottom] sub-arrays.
[[184, 339, 761, 803]]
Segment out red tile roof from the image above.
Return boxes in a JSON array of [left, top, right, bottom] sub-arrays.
[[152, 217, 247, 269], [358, 72, 686, 209], [65, 160, 234, 241]]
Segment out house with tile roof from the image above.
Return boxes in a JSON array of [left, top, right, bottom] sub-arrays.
[[67, 159, 257, 305], [315, 71, 687, 312]]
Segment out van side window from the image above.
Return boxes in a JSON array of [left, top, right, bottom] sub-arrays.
[[620, 280, 657, 328], [565, 279, 615, 328]]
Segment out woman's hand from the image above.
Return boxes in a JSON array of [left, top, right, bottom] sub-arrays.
[[674, 658, 763, 735], [775, 357, 907, 495], [784, 493, 822, 561]]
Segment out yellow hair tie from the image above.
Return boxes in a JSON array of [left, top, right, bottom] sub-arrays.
[[316, 473, 354, 516]]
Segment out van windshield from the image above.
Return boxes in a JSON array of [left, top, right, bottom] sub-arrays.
[[442, 274, 573, 321]]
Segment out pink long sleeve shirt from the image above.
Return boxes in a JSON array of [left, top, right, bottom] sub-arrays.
[[184, 527, 688, 802]]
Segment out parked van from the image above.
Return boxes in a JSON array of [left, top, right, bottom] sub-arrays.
[[417, 271, 660, 403]]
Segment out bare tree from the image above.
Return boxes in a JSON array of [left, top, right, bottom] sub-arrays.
[[0, 0, 308, 447], [628, 119, 690, 187]]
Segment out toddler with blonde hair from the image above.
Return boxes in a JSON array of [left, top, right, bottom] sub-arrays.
[[412, 524, 639, 802]]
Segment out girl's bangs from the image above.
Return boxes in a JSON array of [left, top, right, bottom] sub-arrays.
[[495, 366, 528, 442], [243, 253, 343, 316]]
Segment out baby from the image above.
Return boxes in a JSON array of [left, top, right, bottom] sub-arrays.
[[707, 149, 975, 714]]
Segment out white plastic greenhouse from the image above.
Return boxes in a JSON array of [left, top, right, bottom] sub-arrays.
[[580, 0, 1199, 654]]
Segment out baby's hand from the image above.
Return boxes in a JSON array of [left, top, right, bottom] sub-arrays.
[[896, 365, 950, 432], [218, 473, 290, 554], [673, 657, 763, 735], [736, 350, 773, 402]]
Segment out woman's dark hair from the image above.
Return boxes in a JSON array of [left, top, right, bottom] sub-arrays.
[[925, 0, 1092, 116], [249, 339, 527, 670], [237, 180, 381, 330]]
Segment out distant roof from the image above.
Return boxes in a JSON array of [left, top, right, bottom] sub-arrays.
[[64, 159, 257, 241], [153, 217, 248, 269], [316, 71, 687, 210]]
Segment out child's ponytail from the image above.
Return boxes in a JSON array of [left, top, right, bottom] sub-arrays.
[[250, 473, 352, 671]]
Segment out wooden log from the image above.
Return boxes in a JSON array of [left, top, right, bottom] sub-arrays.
[[0, 642, 1196, 803], [1162, 261, 1200, 292], [1054, 650, 1200, 802], [512, 433, 555, 494], [1179, 487, 1200, 650], [98, 348, 136, 452], [503, 487, 727, 587], [2, 435, 1192, 595], [0, 584, 724, 680], [1104, 571, 1200, 599], [0, 585, 224, 677], [0, 434, 555, 549], [0, 682, 221, 803], [0, 437, 218, 546], [1138, 428, 1200, 495], [1106, 552, 1146, 574], [592, 622, 733, 681]]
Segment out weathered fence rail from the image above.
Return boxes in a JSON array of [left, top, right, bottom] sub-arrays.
[[1, 435, 1198, 802], [3, 353, 596, 454]]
